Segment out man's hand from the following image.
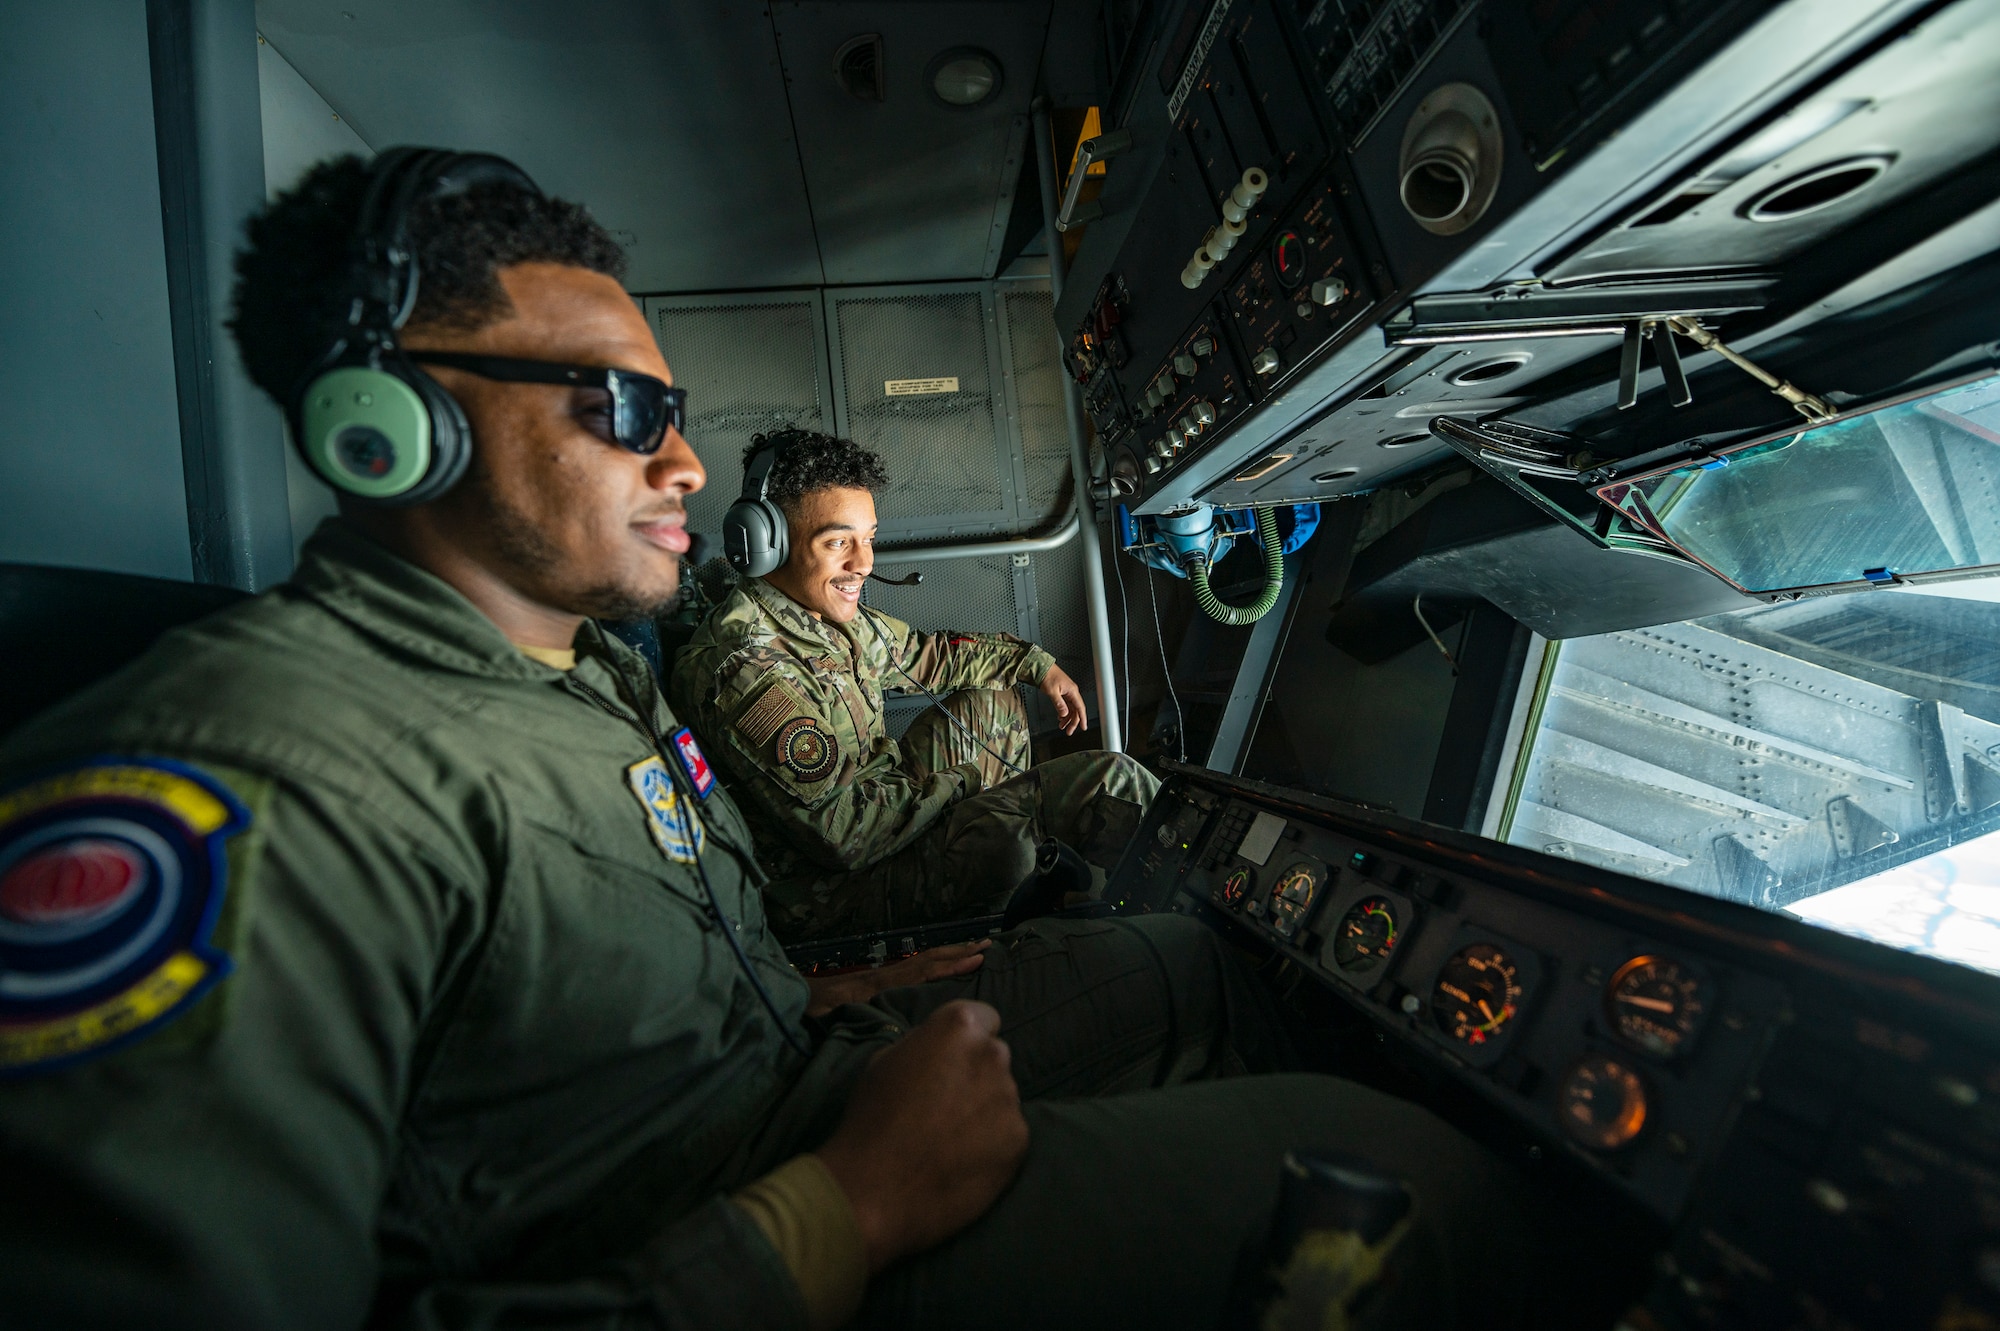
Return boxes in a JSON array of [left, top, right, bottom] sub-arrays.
[[815, 1000, 1028, 1272], [1040, 663, 1088, 735], [803, 939, 991, 1016]]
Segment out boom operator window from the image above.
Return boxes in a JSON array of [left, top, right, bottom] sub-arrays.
[[1494, 373, 2000, 978]]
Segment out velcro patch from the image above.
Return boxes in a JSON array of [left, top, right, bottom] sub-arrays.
[[0, 758, 246, 1076], [774, 717, 840, 783], [625, 756, 705, 863], [736, 678, 807, 748]]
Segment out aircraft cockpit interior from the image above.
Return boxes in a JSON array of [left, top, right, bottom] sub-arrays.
[[7, 1, 2000, 1327]]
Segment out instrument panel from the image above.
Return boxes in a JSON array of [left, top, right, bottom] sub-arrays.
[[1130, 776, 1785, 1224], [1114, 767, 2000, 1328]]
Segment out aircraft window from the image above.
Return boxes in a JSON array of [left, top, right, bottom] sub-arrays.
[[1496, 578, 2000, 976], [1598, 372, 2000, 592]]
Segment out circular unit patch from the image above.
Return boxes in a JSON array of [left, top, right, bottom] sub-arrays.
[[0, 759, 246, 1076], [774, 717, 839, 783]]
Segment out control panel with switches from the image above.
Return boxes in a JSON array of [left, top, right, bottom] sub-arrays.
[[1110, 765, 2000, 1329]]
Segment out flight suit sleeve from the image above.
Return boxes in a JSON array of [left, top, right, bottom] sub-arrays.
[[881, 609, 1058, 694], [0, 762, 811, 1331], [709, 658, 979, 871]]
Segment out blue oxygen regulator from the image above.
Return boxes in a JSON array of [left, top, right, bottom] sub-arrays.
[[1116, 502, 1319, 625]]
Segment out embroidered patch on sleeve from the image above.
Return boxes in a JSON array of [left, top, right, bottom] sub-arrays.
[[0, 758, 247, 1076], [736, 678, 807, 749], [625, 756, 705, 863], [668, 727, 716, 800], [774, 717, 840, 783]]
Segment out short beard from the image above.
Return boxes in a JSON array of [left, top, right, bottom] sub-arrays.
[[452, 458, 685, 623]]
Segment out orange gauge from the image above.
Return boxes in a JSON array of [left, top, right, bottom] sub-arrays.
[[1558, 1053, 1650, 1151], [1432, 943, 1522, 1046], [1606, 955, 1707, 1058], [1267, 862, 1321, 938], [1219, 867, 1254, 909], [1333, 896, 1401, 973]]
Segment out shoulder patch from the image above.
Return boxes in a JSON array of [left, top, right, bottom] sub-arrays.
[[668, 727, 717, 800], [625, 756, 705, 863], [737, 677, 808, 749], [0, 758, 246, 1077], [775, 717, 840, 783]]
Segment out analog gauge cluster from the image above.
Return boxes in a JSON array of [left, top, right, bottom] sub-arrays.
[[1605, 955, 1710, 1059], [1217, 866, 1255, 911], [1549, 956, 1711, 1156], [1321, 885, 1417, 988], [1428, 934, 1544, 1067], [1265, 861, 1324, 939]]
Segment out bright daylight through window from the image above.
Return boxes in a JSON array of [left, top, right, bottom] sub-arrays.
[[1499, 571, 2000, 978]]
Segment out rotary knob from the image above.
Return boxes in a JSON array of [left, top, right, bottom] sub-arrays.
[[1191, 337, 1215, 357], [1252, 345, 1281, 376], [1174, 353, 1197, 377], [1311, 276, 1349, 307], [1177, 413, 1197, 437], [1144, 454, 1163, 474], [1167, 426, 1186, 451], [1192, 399, 1218, 426]]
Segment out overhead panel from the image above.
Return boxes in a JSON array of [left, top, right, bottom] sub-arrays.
[[254, 0, 822, 291], [769, 1, 1049, 284]]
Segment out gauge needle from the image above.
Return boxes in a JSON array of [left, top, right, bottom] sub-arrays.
[[1478, 999, 1499, 1025], [1620, 995, 1677, 1013]]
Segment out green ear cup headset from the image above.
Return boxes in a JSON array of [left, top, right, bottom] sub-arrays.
[[288, 147, 544, 505]]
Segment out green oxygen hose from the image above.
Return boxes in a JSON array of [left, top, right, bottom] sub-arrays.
[[1189, 505, 1284, 625]]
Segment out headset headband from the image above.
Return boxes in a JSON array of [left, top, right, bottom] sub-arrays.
[[349, 147, 544, 334], [738, 435, 788, 504]]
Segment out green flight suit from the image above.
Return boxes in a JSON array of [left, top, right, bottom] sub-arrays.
[[670, 578, 1159, 941], [0, 522, 1547, 1331]]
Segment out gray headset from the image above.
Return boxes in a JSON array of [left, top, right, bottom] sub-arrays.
[[722, 432, 796, 576], [287, 147, 542, 506]]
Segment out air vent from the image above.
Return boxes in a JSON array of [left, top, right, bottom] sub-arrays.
[[1744, 156, 1893, 222], [834, 34, 884, 103]]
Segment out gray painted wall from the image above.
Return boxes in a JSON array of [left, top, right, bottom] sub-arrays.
[[257, 32, 369, 552], [0, 6, 193, 579]]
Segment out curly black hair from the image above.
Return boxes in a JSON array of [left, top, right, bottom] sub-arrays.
[[228, 153, 628, 404], [747, 428, 889, 516]]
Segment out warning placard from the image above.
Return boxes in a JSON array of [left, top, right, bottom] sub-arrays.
[[884, 377, 960, 396]]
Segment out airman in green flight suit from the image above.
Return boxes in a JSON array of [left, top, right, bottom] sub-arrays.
[[670, 432, 1158, 942], [0, 151, 1548, 1331]]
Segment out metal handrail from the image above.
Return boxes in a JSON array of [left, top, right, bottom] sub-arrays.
[[872, 511, 1081, 566]]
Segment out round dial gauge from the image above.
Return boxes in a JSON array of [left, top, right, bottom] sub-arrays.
[[1558, 1053, 1650, 1151], [1219, 867, 1254, 909], [1432, 943, 1523, 1046], [1267, 863, 1321, 938], [1333, 896, 1401, 973], [1606, 956, 1707, 1058], [1272, 230, 1307, 289]]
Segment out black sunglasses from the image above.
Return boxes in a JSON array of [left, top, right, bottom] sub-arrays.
[[410, 351, 686, 455]]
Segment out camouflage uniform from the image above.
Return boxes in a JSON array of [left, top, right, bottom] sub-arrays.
[[670, 578, 1159, 941]]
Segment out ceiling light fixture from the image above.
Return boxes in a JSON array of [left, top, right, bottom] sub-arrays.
[[926, 47, 1002, 108]]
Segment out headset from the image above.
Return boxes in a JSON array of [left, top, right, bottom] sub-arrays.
[[288, 147, 543, 506], [722, 431, 795, 575]]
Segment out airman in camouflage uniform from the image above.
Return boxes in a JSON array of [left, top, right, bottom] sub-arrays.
[[672, 576, 1159, 941]]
